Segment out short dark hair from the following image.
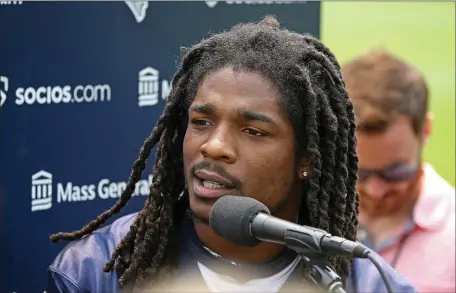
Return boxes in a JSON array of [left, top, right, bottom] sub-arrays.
[[342, 49, 429, 135], [51, 16, 359, 291]]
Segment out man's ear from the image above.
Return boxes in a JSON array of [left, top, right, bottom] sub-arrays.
[[298, 156, 312, 180], [422, 112, 433, 146]]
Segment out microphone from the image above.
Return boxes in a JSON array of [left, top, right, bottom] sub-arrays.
[[208, 195, 369, 259], [209, 195, 395, 293]]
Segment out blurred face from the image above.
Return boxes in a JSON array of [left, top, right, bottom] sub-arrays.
[[183, 67, 305, 222], [356, 116, 427, 218]]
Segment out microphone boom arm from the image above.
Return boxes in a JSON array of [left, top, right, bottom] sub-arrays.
[[209, 196, 393, 293], [285, 230, 347, 293]]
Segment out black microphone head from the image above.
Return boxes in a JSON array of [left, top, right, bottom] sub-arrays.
[[209, 195, 271, 247]]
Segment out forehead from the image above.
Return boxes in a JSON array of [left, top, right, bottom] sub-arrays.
[[356, 117, 419, 169], [193, 67, 282, 111]]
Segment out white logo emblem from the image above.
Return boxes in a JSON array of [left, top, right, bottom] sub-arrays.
[[125, 1, 149, 23], [138, 67, 160, 107], [0, 76, 7, 107], [205, 1, 218, 8], [137, 67, 172, 107], [31, 170, 53, 212]]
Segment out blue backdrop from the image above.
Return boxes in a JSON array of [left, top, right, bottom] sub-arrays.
[[0, 1, 320, 292]]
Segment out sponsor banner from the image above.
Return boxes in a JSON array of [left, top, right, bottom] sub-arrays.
[[0, 2, 320, 292], [30, 170, 152, 212], [1, 78, 112, 107]]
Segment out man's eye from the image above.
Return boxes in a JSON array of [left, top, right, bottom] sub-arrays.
[[191, 119, 211, 126], [243, 128, 266, 137]]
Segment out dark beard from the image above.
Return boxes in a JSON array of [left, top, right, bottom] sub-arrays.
[[186, 208, 210, 225]]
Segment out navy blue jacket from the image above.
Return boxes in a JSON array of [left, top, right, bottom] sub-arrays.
[[45, 212, 417, 293]]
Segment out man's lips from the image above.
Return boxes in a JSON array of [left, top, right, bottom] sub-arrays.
[[192, 169, 237, 199], [194, 169, 235, 188]]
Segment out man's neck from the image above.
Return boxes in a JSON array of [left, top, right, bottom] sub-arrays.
[[359, 210, 412, 248], [194, 194, 301, 264], [194, 220, 286, 263], [360, 168, 425, 248]]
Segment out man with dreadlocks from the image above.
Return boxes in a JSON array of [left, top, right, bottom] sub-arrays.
[[45, 16, 416, 293]]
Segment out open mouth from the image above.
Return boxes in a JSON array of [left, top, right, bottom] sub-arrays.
[[193, 169, 237, 199], [201, 179, 228, 189]]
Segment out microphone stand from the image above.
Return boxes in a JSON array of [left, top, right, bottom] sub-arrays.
[[300, 250, 346, 293], [285, 232, 346, 293]]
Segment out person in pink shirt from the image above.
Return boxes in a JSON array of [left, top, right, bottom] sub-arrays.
[[342, 49, 455, 292]]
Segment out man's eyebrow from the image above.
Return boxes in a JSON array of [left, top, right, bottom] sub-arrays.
[[190, 103, 212, 114], [237, 108, 273, 123], [189, 104, 276, 125]]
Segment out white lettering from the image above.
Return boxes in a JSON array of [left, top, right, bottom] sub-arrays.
[[24, 87, 35, 104], [206, 0, 295, 6], [51, 175, 153, 207], [98, 175, 152, 199], [36, 87, 46, 104], [117, 181, 127, 196], [51, 86, 63, 103], [57, 182, 96, 202], [0, 1, 23, 5], [98, 179, 111, 199], [15, 88, 24, 105], [225, 0, 294, 3], [94, 84, 111, 102], [15, 84, 111, 106], [62, 85, 72, 103], [161, 80, 171, 100], [133, 175, 153, 196], [81, 185, 96, 201], [57, 182, 72, 203]]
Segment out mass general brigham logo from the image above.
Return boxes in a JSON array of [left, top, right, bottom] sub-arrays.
[[31, 170, 53, 212], [29, 170, 153, 212]]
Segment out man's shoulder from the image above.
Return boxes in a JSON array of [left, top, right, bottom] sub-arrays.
[[422, 163, 454, 197], [419, 163, 455, 229], [46, 212, 138, 293], [353, 254, 417, 293]]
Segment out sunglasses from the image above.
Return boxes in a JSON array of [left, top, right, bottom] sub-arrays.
[[357, 163, 419, 183]]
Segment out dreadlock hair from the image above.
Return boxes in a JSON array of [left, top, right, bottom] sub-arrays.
[[50, 15, 359, 292]]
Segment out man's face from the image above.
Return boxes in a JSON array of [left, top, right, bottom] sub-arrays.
[[356, 116, 426, 217], [183, 67, 302, 222]]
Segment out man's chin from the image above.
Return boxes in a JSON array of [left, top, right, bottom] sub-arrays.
[[360, 202, 398, 217], [188, 192, 216, 225], [189, 208, 210, 225]]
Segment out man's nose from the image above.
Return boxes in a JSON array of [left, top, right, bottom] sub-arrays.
[[199, 126, 236, 164], [363, 176, 390, 199]]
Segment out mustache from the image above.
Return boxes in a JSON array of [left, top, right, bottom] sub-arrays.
[[190, 160, 242, 189]]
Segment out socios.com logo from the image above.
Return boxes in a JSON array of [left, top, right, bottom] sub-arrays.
[[30, 170, 152, 212], [0, 76, 112, 107], [15, 84, 111, 106]]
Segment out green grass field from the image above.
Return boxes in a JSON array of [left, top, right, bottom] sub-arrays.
[[321, 2, 455, 186]]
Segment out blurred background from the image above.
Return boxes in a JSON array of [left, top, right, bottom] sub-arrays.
[[0, 2, 454, 293], [322, 2, 455, 186]]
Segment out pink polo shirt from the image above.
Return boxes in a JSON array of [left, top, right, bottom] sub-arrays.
[[378, 164, 455, 292]]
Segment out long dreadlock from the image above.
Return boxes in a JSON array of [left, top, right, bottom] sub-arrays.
[[50, 15, 359, 291]]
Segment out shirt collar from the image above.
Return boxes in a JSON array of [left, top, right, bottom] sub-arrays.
[[179, 215, 298, 281], [413, 163, 455, 230]]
